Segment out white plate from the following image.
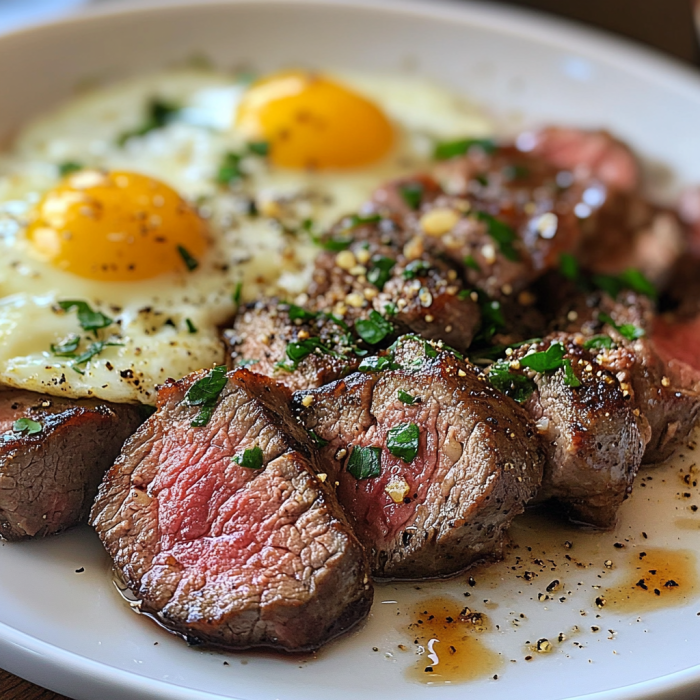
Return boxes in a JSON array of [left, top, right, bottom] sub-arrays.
[[2, 2, 700, 699]]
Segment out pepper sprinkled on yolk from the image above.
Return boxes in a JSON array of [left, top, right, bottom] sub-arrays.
[[27, 170, 208, 281], [236, 71, 394, 169]]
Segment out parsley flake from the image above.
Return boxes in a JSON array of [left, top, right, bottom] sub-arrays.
[[233, 282, 243, 305], [434, 138, 496, 160], [347, 445, 381, 480], [185, 365, 228, 427], [50, 334, 81, 357], [358, 355, 398, 372], [355, 311, 393, 345], [475, 211, 519, 261], [58, 161, 83, 177], [58, 300, 113, 335], [216, 152, 243, 185], [399, 182, 424, 210], [13, 417, 42, 435], [308, 430, 329, 448], [247, 141, 269, 157], [177, 245, 199, 272], [583, 335, 614, 350], [488, 361, 537, 403], [185, 318, 197, 334], [402, 259, 430, 280], [233, 445, 264, 470], [117, 99, 180, 145], [559, 253, 579, 281], [367, 256, 395, 291], [287, 304, 319, 323], [71, 340, 123, 374], [397, 389, 417, 405], [598, 313, 645, 341], [464, 254, 481, 272], [386, 423, 420, 463]]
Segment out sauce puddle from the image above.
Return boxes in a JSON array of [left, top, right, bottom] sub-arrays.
[[404, 595, 502, 685], [600, 547, 698, 613]]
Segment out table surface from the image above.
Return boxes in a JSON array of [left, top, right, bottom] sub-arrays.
[[1, 0, 699, 698]]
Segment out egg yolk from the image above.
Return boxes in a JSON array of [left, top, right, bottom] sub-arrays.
[[236, 71, 394, 169], [27, 170, 208, 282]]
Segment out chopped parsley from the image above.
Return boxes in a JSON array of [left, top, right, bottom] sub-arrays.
[[317, 234, 353, 251], [287, 304, 319, 323], [340, 213, 382, 232], [460, 289, 505, 344], [232, 445, 264, 470], [247, 141, 269, 157], [58, 300, 113, 335], [50, 334, 81, 357], [386, 423, 420, 463], [399, 181, 424, 210], [71, 340, 123, 374], [488, 361, 537, 403], [355, 311, 393, 345], [592, 269, 657, 300], [397, 389, 417, 405], [117, 98, 180, 145], [184, 365, 228, 427], [424, 340, 438, 358], [358, 355, 398, 372], [559, 253, 579, 281], [502, 164, 530, 181], [475, 173, 489, 187], [233, 282, 243, 305], [464, 254, 481, 272], [58, 161, 83, 177], [519, 342, 581, 387], [13, 417, 42, 435], [402, 259, 430, 280], [347, 445, 382, 480], [367, 256, 395, 290], [434, 137, 496, 160], [216, 152, 243, 185], [475, 211, 519, 261], [185, 318, 197, 334], [598, 312, 645, 341], [308, 430, 329, 448], [583, 335, 614, 350], [177, 245, 199, 272], [276, 337, 339, 371], [384, 302, 398, 316]]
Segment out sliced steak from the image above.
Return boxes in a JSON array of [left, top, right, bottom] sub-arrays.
[[494, 335, 648, 527], [0, 389, 143, 541], [546, 285, 700, 464], [293, 337, 544, 579], [223, 299, 360, 391], [520, 127, 640, 192], [308, 221, 480, 351], [91, 368, 372, 652]]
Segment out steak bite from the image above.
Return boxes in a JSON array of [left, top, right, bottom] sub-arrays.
[[308, 219, 480, 351], [293, 337, 544, 579], [91, 368, 372, 652], [223, 299, 360, 391], [546, 284, 700, 464], [492, 335, 648, 527], [0, 389, 143, 541]]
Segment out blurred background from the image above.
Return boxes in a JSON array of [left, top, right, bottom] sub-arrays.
[[0, 0, 698, 66]]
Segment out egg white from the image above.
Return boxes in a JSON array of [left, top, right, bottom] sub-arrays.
[[0, 67, 493, 404]]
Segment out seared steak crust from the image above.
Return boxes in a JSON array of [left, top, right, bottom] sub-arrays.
[[293, 338, 544, 579], [0, 389, 143, 541], [507, 335, 648, 527], [223, 299, 360, 391], [308, 222, 480, 352], [91, 369, 372, 652]]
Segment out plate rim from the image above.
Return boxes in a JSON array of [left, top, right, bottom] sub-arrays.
[[1, 1, 700, 698]]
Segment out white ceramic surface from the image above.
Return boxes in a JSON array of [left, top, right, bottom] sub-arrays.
[[1, 2, 700, 699]]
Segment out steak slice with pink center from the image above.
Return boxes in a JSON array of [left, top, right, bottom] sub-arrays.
[[293, 338, 544, 579], [91, 368, 372, 652]]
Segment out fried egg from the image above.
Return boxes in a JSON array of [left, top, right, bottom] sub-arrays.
[[0, 66, 492, 404]]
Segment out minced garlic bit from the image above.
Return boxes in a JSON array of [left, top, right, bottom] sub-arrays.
[[345, 292, 365, 308], [403, 236, 424, 261], [355, 248, 371, 264], [661, 376, 671, 387], [420, 208, 460, 237], [458, 369, 467, 377], [385, 476, 410, 504], [335, 448, 347, 461], [301, 394, 315, 408], [317, 473, 327, 482], [481, 243, 497, 265], [535, 638, 552, 653], [297, 330, 310, 340], [336, 250, 357, 271], [349, 264, 367, 277], [363, 287, 378, 300]]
